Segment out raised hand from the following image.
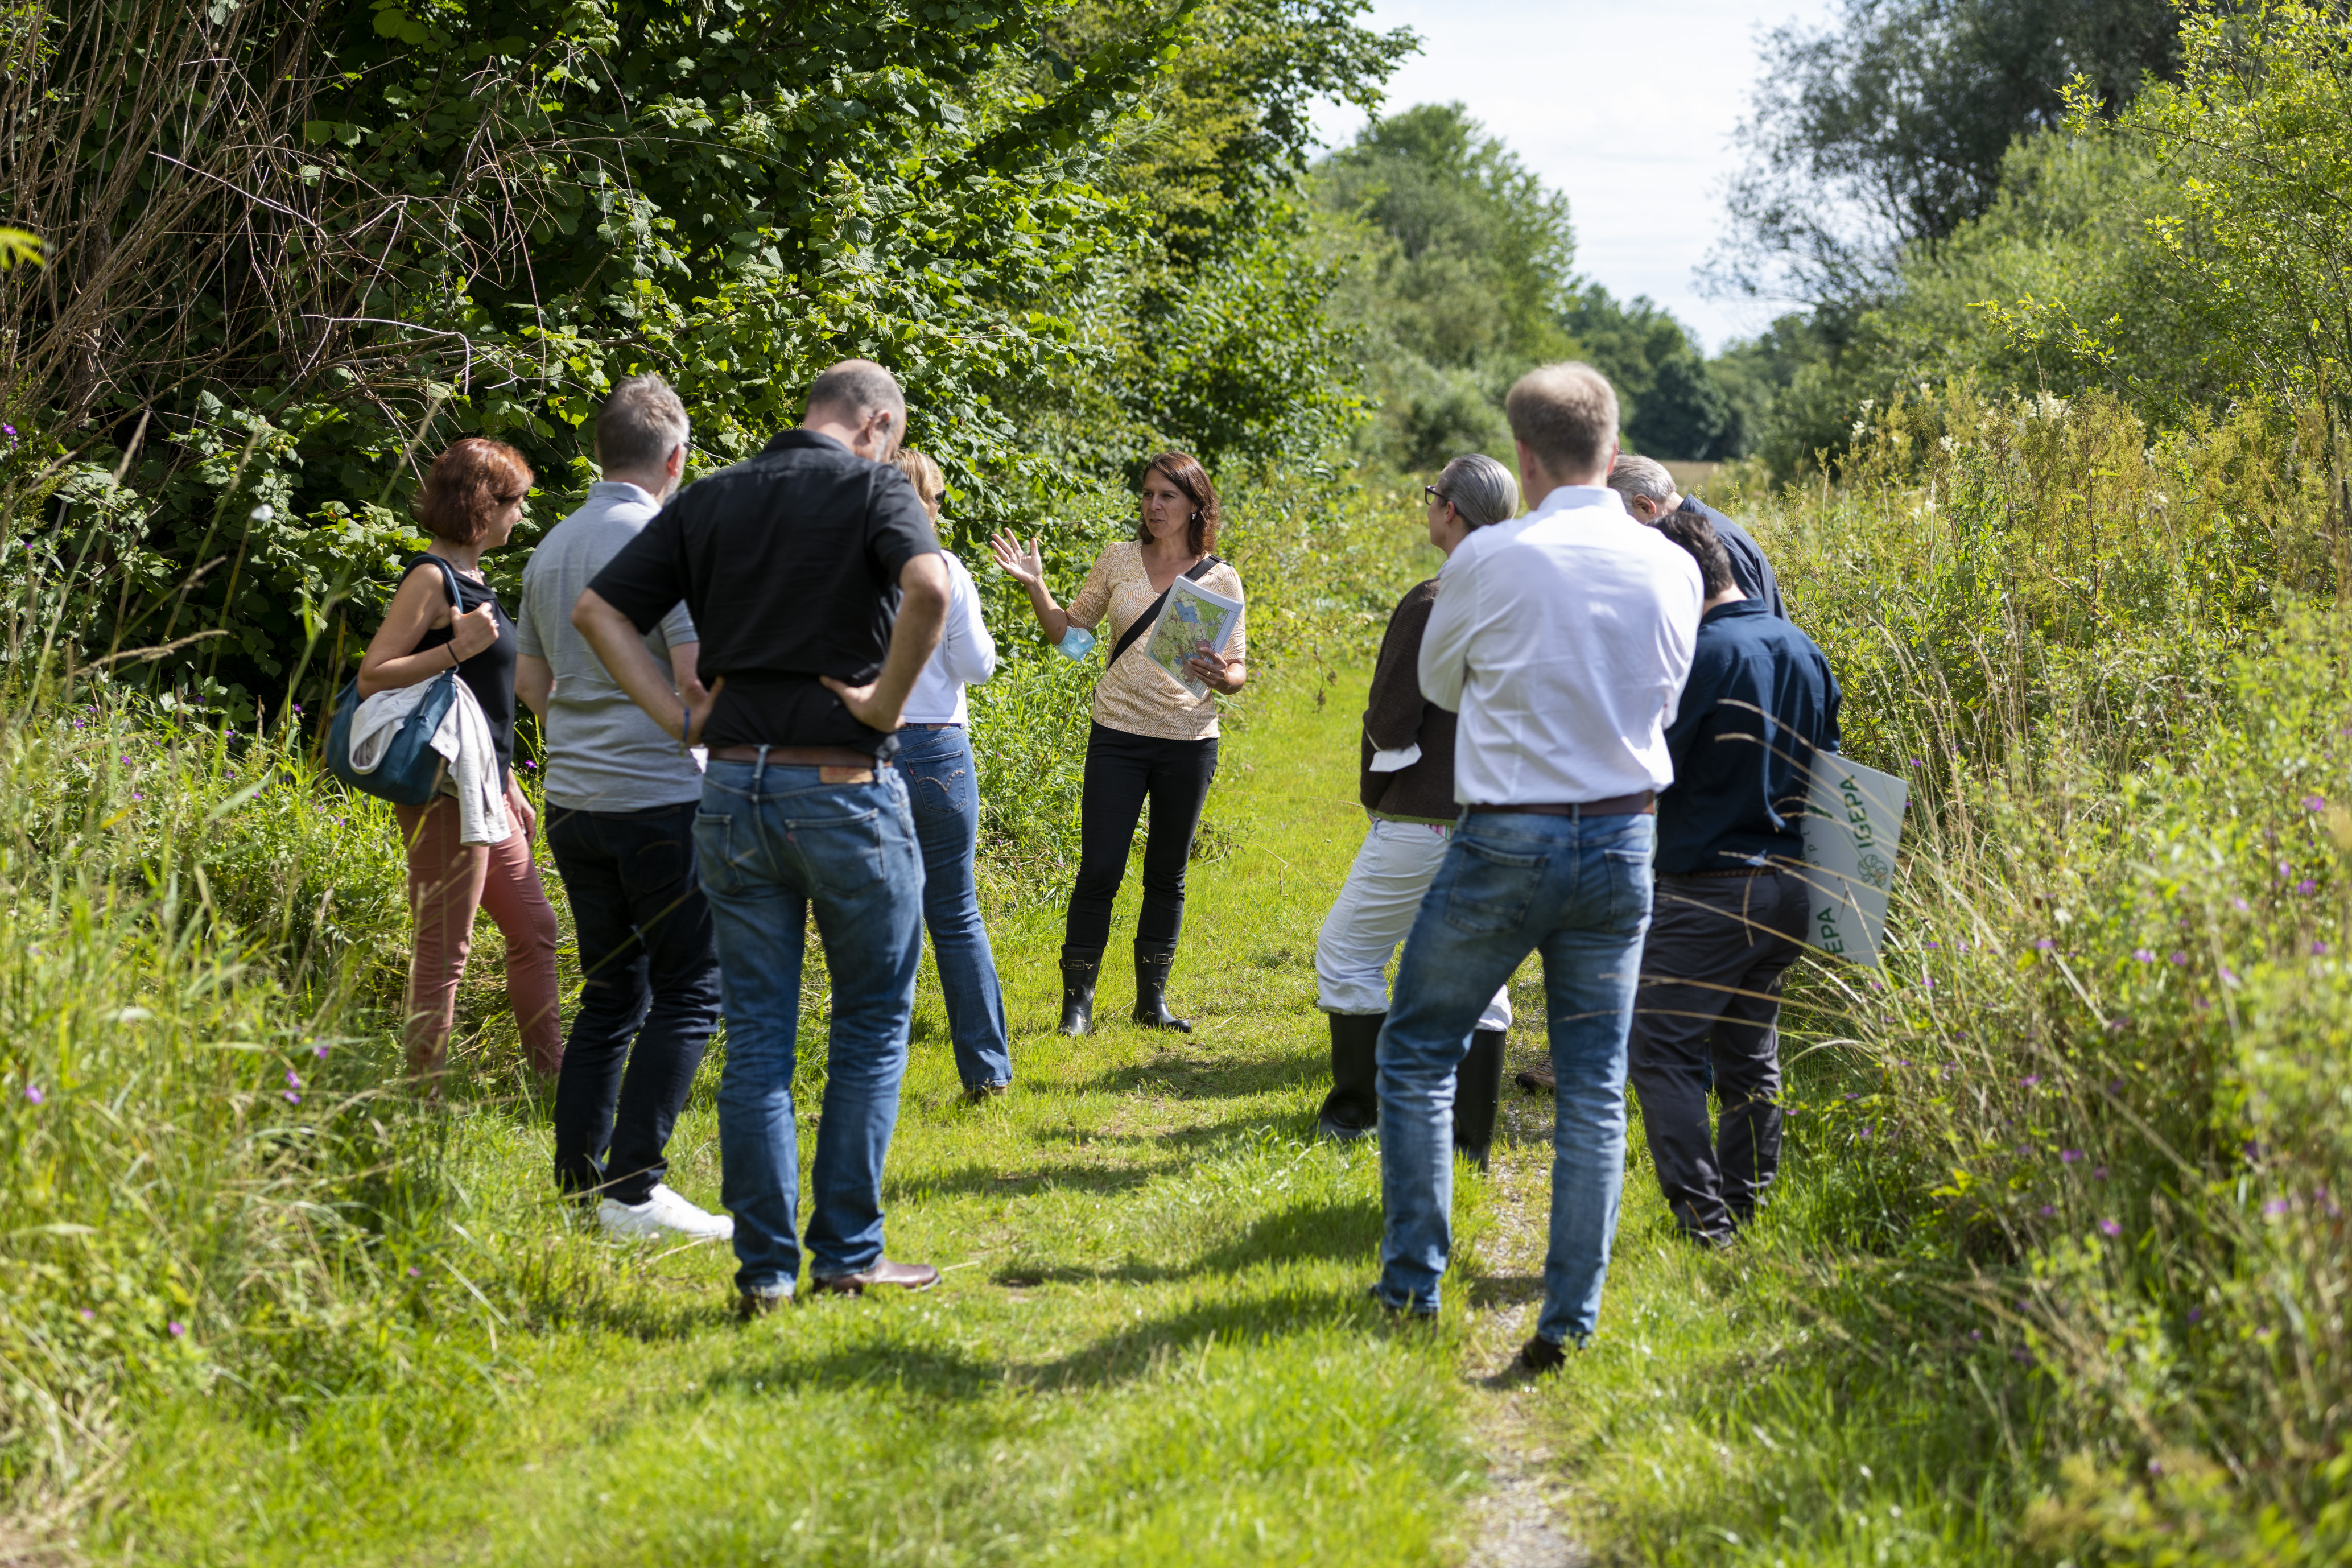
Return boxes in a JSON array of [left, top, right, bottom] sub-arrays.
[[988, 530, 1046, 589]]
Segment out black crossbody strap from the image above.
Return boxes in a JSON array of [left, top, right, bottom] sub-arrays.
[[1108, 554, 1221, 667]]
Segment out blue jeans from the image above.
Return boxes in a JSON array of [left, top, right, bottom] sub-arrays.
[[694, 759, 926, 1293], [894, 725, 1012, 1090], [1375, 810, 1655, 1346], [546, 799, 722, 1206]]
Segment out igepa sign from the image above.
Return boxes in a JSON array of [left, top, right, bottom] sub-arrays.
[[1800, 754, 1909, 966]]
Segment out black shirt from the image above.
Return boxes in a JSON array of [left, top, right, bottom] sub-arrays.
[[1680, 496, 1788, 621], [587, 428, 940, 756], [402, 555, 517, 782], [1656, 598, 1841, 874]]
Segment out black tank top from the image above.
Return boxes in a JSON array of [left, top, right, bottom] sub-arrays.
[[402, 554, 516, 782]]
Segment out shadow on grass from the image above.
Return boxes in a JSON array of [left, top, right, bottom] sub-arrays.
[[1083, 1043, 1323, 1102], [989, 1194, 1380, 1288]]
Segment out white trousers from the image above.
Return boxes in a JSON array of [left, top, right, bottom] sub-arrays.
[[1316, 817, 1512, 1030]]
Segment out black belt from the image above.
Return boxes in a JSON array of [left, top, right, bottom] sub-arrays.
[[1465, 791, 1655, 819], [705, 745, 885, 768]]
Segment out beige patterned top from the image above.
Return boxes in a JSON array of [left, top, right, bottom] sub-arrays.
[[1066, 542, 1248, 741]]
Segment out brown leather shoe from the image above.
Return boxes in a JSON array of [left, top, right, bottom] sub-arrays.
[[810, 1258, 940, 1296]]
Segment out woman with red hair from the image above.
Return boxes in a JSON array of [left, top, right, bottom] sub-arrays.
[[356, 436, 562, 1088], [991, 451, 1247, 1037]]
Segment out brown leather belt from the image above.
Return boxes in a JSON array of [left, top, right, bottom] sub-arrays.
[[1466, 791, 1655, 818], [705, 745, 886, 769]]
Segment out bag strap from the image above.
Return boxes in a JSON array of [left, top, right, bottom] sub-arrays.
[[1108, 554, 1221, 667], [402, 553, 472, 657]]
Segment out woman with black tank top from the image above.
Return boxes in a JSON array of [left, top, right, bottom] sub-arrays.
[[356, 438, 561, 1087]]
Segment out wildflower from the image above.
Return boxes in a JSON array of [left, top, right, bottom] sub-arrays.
[[2092, 1166, 2109, 1181], [1909, 757, 1924, 768], [1924, 940, 1940, 950], [23, 1085, 42, 1105], [2169, 951, 2189, 965], [2316, 941, 2332, 956], [1956, 939, 1970, 952], [1844, 1093, 1862, 1101], [2304, 795, 2328, 812], [2033, 938, 2056, 951], [2061, 1149, 2083, 1164], [522, 760, 537, 769], [313, 1043, 329, 1059], [2231, 897, 2249, 912], [168, 1321, 185, 1338], [2193, 997, 2211, 1012], [1969, 1329, 1982, 1341], [2098, 1218, 2122, 1237], [2020, 1075, 2042, 1087], [79, 1309, 93, 1323], [283, 1090, 300, 1104], [2220, 965, 2240, 986], [2264, 1198, 2288, 1217], [407, 1267, 420, 1278], [2186, 1307, 2202, 1322], [2132, 948, 2156, 963], [2039, 1204, 2056, 1218], [2297, 879, 2318, 896]]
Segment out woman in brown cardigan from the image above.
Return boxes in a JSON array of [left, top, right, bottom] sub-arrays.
[[1313, 454, 1520, 1163]]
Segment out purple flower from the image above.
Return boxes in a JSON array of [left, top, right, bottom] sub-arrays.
[[407, 1267, 420, 1278], [313, 1043, 329, 1059], [2264, 1198, 2288, 1216], [1, 423, 15, 436], [2316, 941, 2332, 956], [2169, 951, 2190, 965], [2186, 1307, 2202, 1322], [2297, 880, 2318, 896], [2232, 898, 2249, 912], [2033, 938, 2056, 951], [2132, 948, 2156, 963], [2220, 965, 2240, 985], [2039, 1204, 2056, 1217], [2098, 1218, 2123, 1237], [1844, 1093, 1862, 1101], [1924, 940, 1941, 950], [2020, 1075, 2042, 1087], [168, 1321, 185, 1338], [2092, 1166, 2109, 1181], [1969, 1330, 1982, 1341], [23, 1085, 42, 1105], [2193, 997, 2211, 1012], [2061, 1149, 2083, 1163], [79, 1309, 94, 1323], [1956, 940, 1970, 952], [2304, 794, 2327, 811], [284, 1070, 301, 1088], [283, 1090, 300, 1104]]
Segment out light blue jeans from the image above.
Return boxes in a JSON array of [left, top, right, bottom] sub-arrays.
[[1374, 809, 1655, 1346], [894, 725, 1013, 1091], [694, 759, 926, 1294]]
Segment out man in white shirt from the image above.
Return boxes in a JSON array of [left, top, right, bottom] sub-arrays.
[[516, 374, 730, 1243], [1370, 362, 1703, 1373]]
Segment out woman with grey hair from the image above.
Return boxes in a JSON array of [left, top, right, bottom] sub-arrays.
[[1312, 454, 1519, 1163]]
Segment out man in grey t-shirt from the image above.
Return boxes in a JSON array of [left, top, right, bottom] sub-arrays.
[[515, 374, 728, 1243]]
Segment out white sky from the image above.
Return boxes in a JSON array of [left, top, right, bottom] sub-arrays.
[[1309, 0, 1841, 354]]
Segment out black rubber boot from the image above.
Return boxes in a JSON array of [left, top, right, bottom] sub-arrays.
[[1131, 940, 1192, 1032], [1057, 946, 1103, 1037], [1318, 1012, 1384, 1141], [1453, 1028, 1507, 1170]]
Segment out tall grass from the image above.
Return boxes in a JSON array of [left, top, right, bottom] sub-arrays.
[[1698, 387, 2352, 1561]]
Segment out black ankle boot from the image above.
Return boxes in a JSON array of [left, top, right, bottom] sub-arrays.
[[1318, 1012, 1384, 1140], [1454, 1028, 1507, 1170], [1131, 940, 1191, 1031], [1057, 946, 1103, 1036]]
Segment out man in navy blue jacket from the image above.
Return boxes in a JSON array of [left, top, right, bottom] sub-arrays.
[[1629, 507, 1838, 1245], [1608, 455, 1786, 620]]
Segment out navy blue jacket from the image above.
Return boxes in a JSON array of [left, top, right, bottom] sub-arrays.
[[1681, 496, 1786, 620], [1657, 598, 1841, 874]]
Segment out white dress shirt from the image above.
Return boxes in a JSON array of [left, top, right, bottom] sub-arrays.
[[1418, 484, 1703, 806], [901, 550, 997, 724]]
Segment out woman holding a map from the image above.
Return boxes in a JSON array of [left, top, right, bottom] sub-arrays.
[[989, 452, 1247, 1038]]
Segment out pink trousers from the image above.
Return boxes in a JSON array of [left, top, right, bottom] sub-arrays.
[[394, 781, 563, 1079]]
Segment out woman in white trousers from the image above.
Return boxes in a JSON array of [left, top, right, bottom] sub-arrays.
[[1315, 454, 1519, 1165]]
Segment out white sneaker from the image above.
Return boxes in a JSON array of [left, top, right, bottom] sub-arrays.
[[597, 1183, 734, 1243]]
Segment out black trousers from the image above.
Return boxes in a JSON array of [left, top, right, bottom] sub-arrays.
[[1063, 721, 1219, 952], [1625, 869, 1810, 1241], [546, 798, 723, 1207]]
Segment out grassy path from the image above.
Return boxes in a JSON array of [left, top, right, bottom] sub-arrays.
[[107, 658, 1881, 1566]]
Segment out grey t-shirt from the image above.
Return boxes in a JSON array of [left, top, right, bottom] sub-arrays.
[[516, 481, 703, 811]]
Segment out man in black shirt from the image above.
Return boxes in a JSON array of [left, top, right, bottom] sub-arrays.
[[1607, 454, 1788, 620], [1628, 508, 1839, 1247], [573, 359, 952, 1315]]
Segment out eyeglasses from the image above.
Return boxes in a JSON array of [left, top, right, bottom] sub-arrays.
[[1423, 485, 1451, 506]]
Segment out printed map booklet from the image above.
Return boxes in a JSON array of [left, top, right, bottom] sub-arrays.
[[1144, 575, 1245, 698], [1799, 753, 1909, 967]]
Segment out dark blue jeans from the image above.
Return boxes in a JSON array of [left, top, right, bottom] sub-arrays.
[[894, 725, 1012, 1090], [1375, 810, 1655, 1346], [546, 798, 722, 1207], [694, 759, 926, 1293]]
